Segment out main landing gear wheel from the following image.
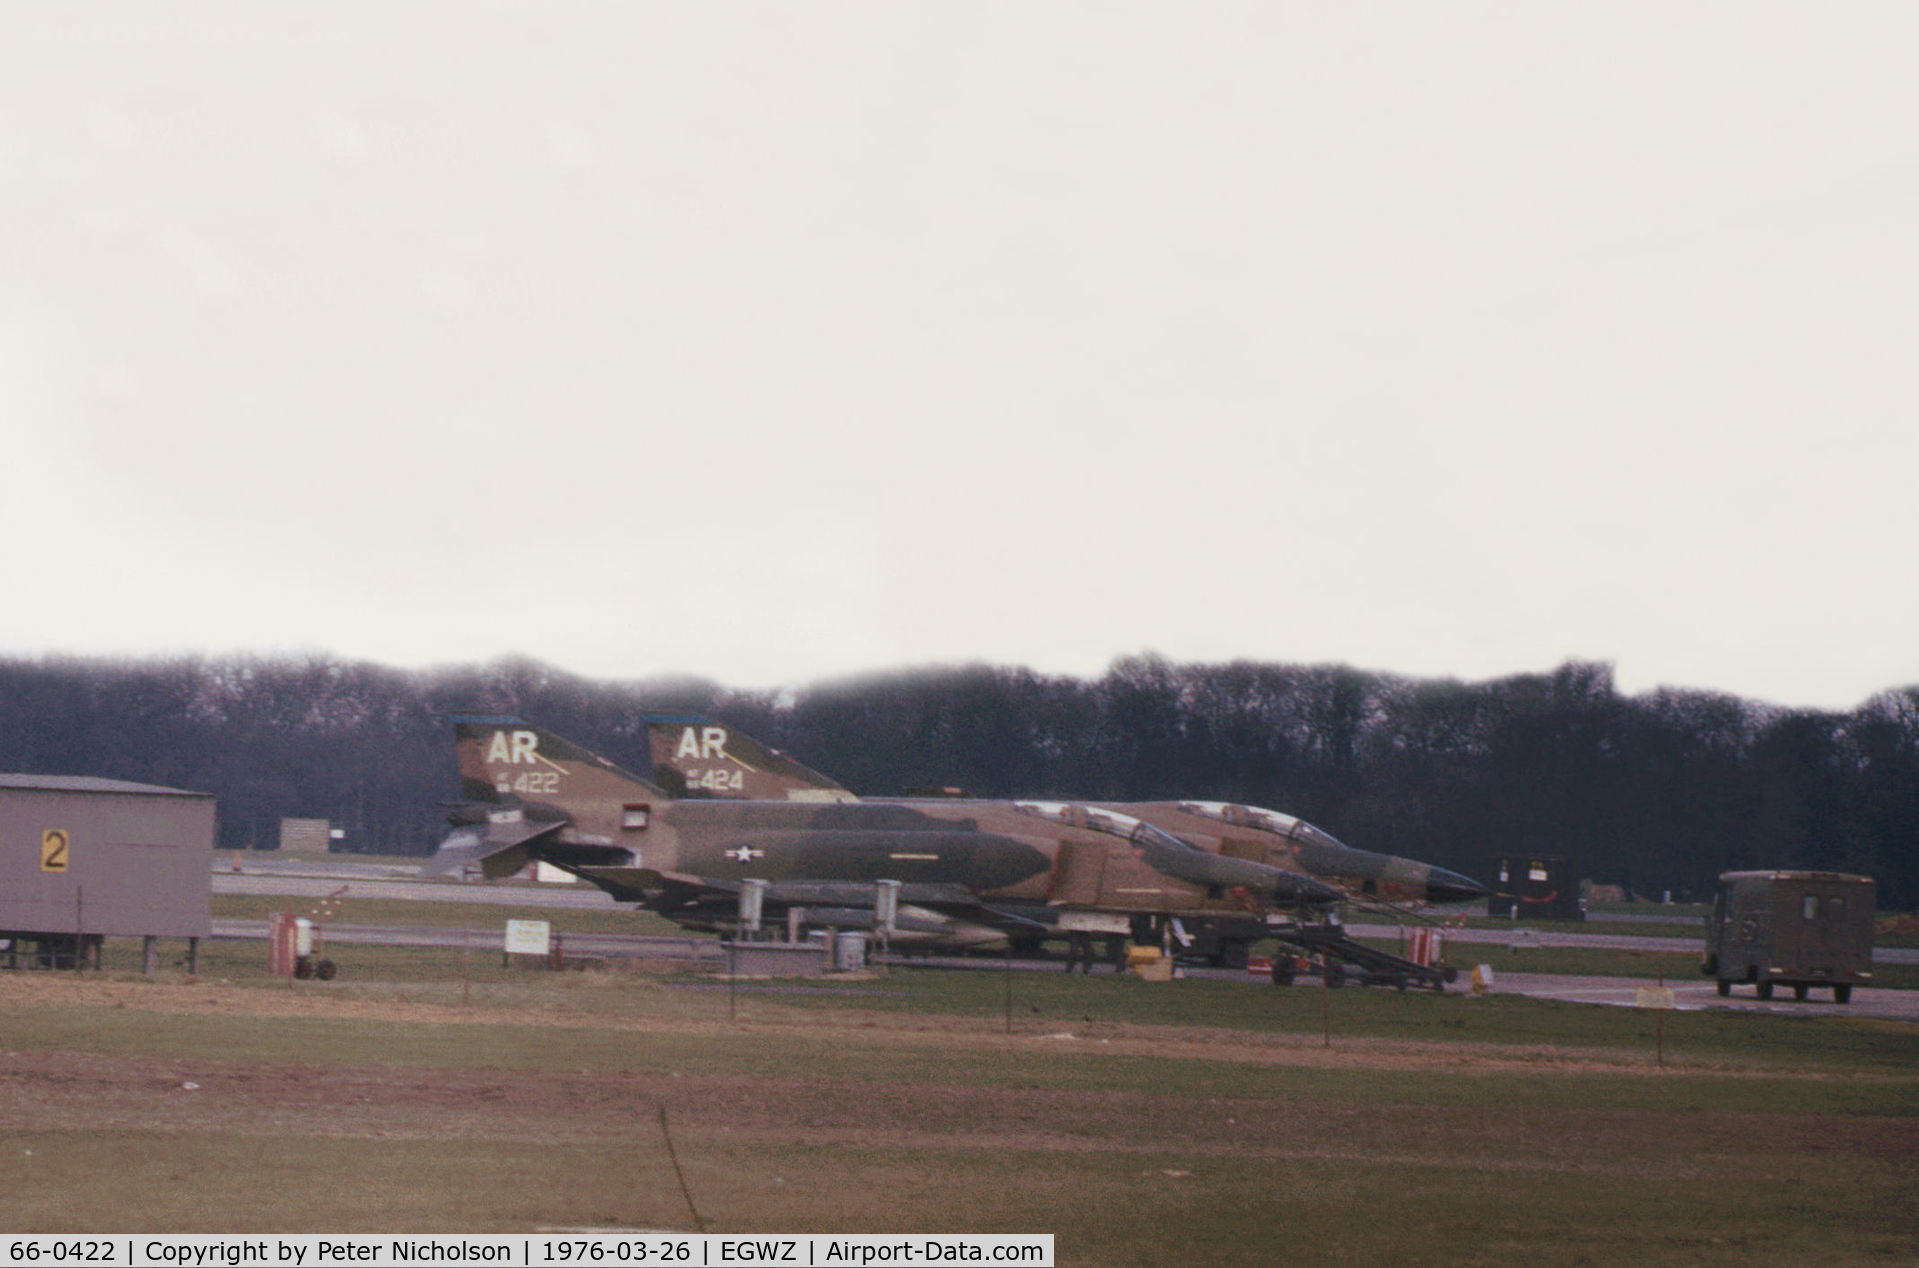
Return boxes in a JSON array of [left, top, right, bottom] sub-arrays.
[[1215, 940, 1251, 971], [1756, 981, 1774, 1000], [293, 956, 336, 981], [1716, 979, 1731, 997]]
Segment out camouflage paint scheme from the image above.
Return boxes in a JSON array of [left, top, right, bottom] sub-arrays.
[[1107, 802, 1487, 906], [427, 717, 1342, 950], [645, 714, 856, 803], [640, 717, 1486, 909]]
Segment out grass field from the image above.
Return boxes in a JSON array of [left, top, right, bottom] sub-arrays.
[[1458, 912, 1707, 938], [4, 932, 1917, 1266]]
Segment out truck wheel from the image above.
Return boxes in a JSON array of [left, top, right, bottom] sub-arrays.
[[293, 957, 313, 980], [1793, 983, 1808, 1002], [1756, 981, 1773, 1000], [315, 959, 337, 981], [1716, 979, 1731, 997], [1834, 985, 1853, 1004]]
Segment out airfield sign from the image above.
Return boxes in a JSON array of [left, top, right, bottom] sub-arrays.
[[504, 919, 551, 956], [40, 828, 69, 872]]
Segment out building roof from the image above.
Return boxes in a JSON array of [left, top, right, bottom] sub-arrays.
[[0, 773, 212, 798]]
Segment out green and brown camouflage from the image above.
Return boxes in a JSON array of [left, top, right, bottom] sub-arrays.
[[429, 717, 1341, 950], [641, 716, 1487, 909], [1105, 802, 1486, 907], [641, 714, 855, 802]]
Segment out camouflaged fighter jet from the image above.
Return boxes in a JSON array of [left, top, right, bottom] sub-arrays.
[[424, 716, 1343, 951], [640, 716, 1486, 977], [642, 715, 1486, 908]]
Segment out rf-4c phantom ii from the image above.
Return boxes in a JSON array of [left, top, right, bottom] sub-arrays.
[[641, 715, 1485, 986], [424, 716, 1346, 954]]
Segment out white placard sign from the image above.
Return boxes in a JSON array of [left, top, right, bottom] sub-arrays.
[[504, 919, 551, 955]]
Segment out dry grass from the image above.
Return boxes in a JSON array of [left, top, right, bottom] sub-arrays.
[[3, 970, 1916, 1266]]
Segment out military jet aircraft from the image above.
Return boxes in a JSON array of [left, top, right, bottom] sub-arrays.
[[425, 716, 1342, 952], [640, 715, 1484, 906], [639, 715, 1487, 975]]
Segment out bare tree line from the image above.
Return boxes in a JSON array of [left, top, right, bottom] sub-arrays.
[[1, 653, 1912, 908]]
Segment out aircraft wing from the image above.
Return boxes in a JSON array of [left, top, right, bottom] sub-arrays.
[[419, 817, 567, 880]]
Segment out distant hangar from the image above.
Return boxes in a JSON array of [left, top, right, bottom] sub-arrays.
[[1, 774, 213, 971]]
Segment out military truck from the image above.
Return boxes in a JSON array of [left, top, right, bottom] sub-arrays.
[[1702, 871, 1874, 1002]]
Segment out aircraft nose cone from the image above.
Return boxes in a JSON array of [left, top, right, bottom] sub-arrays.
[[1426, 867, 1489, 905]]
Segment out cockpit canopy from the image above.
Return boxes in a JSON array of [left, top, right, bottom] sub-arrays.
[[1015, 801, 1195, 853], [1176, 800, 1352, 852]]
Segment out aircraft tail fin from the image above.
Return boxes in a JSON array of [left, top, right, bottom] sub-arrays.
[[643, 714, 857, 802], [451, 714, 669, 803]]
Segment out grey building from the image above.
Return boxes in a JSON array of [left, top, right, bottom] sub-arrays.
[[1, 774, 214, 970]]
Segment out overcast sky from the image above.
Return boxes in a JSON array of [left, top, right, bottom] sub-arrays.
[[3, 4, 1914, 711]]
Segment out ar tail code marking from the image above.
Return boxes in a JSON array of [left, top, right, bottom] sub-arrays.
[[675, 726, 762, 773], [487, 729, 568, 772]]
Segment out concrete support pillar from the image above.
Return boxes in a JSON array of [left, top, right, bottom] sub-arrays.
[[188, 938, 200, 975], [143, 936, 158, 975]]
